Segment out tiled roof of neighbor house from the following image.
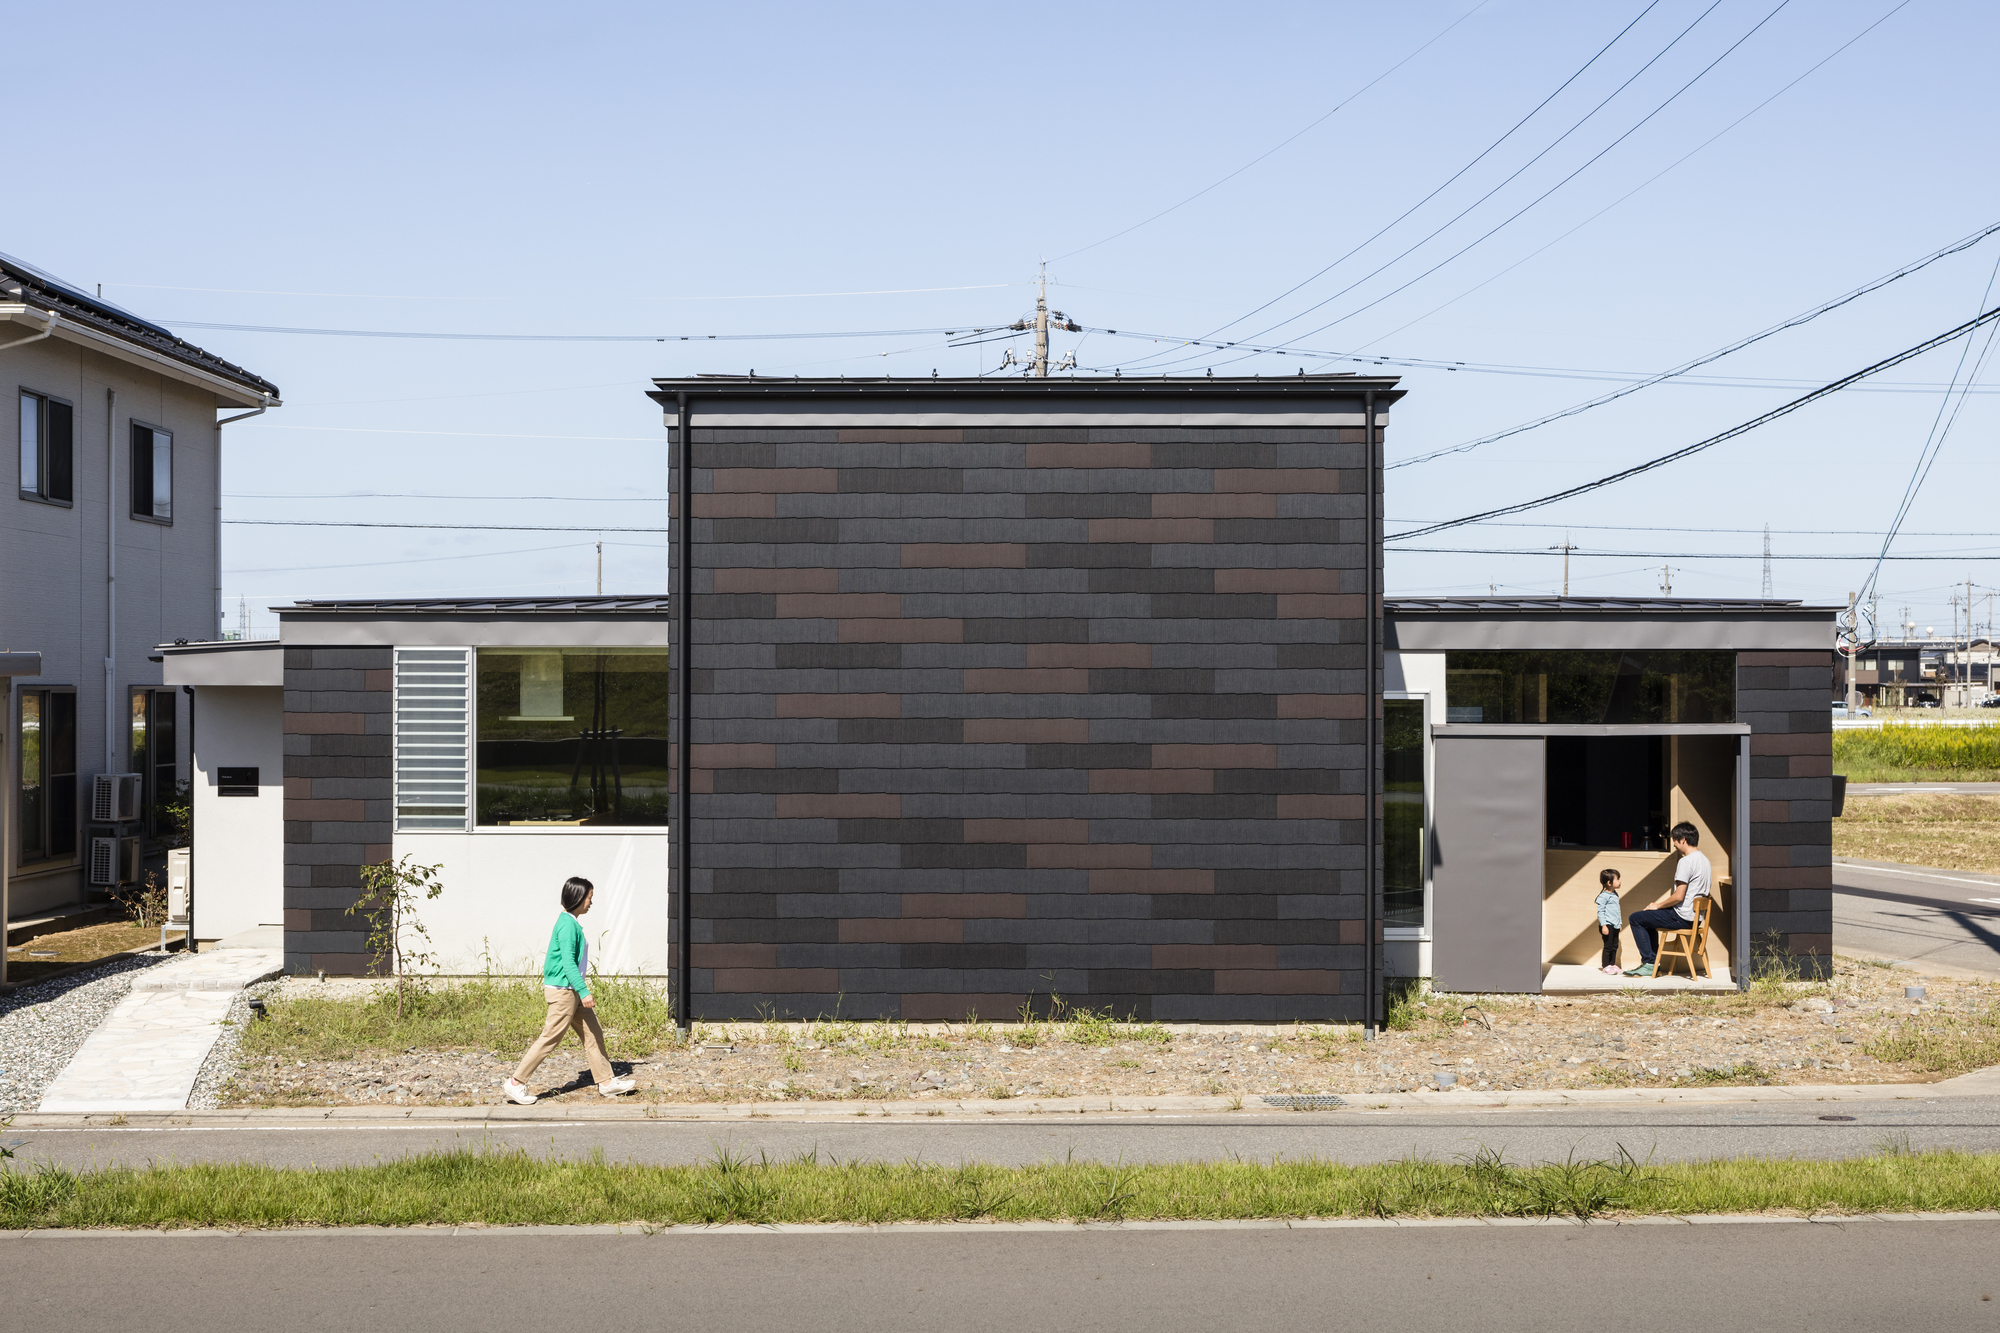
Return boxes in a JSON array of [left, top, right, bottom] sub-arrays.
[[0, 251, 280, 399], [1387, 597, 1839, 614], [281, 596, 671, 614]]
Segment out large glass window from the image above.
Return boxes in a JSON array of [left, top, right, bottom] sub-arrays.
[[1383, 698, 1426, 929], [1444, 650, 1735, 725], [475, 648, 670, 826], [19, 688, 78, 864]]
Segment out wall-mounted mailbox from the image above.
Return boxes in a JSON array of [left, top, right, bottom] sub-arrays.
[[218, 767, 260, 797]]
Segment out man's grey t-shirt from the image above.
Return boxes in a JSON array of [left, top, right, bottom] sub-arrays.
[[1674, 849, 1713, 921]]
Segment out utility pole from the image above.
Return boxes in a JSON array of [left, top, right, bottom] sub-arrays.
[[1761, 524, 1773, 599], [999, 263, 1081, 377], [1968, 575, 1976, 705], [596, 541, 603, 596], [1550, 536, 1578, 597], [1659, 564, 1674, 596], [1842, 590, 1860, 714]]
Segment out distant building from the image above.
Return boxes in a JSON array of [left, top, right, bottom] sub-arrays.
[[4, 252, 278, 918]]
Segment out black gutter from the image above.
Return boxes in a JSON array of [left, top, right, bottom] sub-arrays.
[[674, 391, 693, 1031], [647, 375, 1405, 405]]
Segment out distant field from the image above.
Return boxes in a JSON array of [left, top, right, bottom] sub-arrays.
[[1835, 792, 2000, 873], [1833, 722, 2000, 783]]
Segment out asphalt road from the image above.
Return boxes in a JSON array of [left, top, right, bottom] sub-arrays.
[[1848, 782, 2000, 795], [7, 1220, 1997, 1333], [1833, 858, 2000, 977], [10, 1093, 1998, 1172]]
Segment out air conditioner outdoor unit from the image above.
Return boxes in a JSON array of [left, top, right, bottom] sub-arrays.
[[90, 836, 143, 888], [166, 847, 191, 926], [89, 836, 120, 887], [92, 772, 143, 823]]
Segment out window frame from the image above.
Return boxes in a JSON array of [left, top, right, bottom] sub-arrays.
[[129, 686, 179, 846], [18, 387, 75, 508], [15, 684, 80, 870], [1382, 690, 1432, 940], [470, 645, 673, 832], [128, 419, 173, 525]]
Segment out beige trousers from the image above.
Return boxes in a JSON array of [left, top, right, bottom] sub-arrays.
[[513, 986, 615, 1085]]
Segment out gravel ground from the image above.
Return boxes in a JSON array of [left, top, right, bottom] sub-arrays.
[[188, 979, 284, 1111], [213, 958, 1998, 1108], [0, 953, 175, 1114]]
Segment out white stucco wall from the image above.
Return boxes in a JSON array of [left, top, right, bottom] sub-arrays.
[[392, 830, 672, 977], [189, 686, 284, 941]]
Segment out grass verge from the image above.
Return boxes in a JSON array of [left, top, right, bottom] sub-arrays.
[[4, 1146, 1998, 1229], [239, 973, 677, 1062]]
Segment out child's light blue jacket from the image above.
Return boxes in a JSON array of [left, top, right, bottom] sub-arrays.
[[1595, 888, 1623, 929]]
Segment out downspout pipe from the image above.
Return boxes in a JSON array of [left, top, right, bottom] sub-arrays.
[[183, 685, 196, 949], [1363, 389, 1379, 1033], [674, 391, 693, 1031], [212, 395, 273, 636], [106, 388, 119, 778], [0, 307, 59, 351]]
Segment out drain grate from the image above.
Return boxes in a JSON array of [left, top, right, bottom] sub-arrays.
[[1261, 1094, 1349, 1110]]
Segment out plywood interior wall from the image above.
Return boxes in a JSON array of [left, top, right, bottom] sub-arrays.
[[1541, 734, 1737, 972]]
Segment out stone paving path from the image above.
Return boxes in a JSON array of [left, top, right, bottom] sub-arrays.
[[37, 950, 282, 1114]]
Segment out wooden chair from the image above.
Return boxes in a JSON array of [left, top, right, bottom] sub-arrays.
[[1654, 894, 1713, 980]]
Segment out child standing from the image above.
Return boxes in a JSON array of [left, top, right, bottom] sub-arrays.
[[1596, 869, 1625, 975]]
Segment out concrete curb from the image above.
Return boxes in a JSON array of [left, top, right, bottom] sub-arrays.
[[7, 1070, 1993, 1130], [4, 1212, 1998, 1238]]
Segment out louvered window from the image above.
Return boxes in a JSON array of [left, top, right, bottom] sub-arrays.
[[395, 648, 471, 831]]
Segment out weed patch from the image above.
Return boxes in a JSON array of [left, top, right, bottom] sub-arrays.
[[5, 1147, 1998, 1229]]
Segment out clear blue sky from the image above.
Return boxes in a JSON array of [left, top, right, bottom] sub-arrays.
[[13, 0, 1999, 640]]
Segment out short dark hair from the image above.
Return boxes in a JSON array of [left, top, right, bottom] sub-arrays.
[[560, 876, 594, 912], [1670, 822, 1699, 847], [1599, 868, 1621, 888]]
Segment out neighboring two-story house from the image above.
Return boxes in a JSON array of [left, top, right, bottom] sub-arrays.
[[4, 251, 278, 918]]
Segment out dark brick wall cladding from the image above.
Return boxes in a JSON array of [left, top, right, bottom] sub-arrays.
[[674, 423, 1380, 1022], [282, 647, 394, 976], [1739, 651, 1834, 976]]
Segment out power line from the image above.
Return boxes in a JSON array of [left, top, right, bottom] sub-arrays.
[[160, 320, 992, 343], [1386, 519, 2000, 537], [1393, 547, 2000, 562], [1053, 1, 1494, 262], [1860, 252, 2000, 617], [1387, 301, 2000, 542], [226, 491, 666, 502], [1193, 0, 1795, 370], [1387, 213, 2000, 470], [223, 520, 669, 532], [1349, 0, 1916, 351], [116, 281, 1017, 301], [225, 541, 594, 575], [1137, 0, 1669, 351]]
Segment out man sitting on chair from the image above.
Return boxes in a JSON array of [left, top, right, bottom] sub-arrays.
[[1624, 822, 1711, 978]]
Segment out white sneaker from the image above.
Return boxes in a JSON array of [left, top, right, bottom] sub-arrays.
[[599, 1076, 637, 1096], [502, 1077, 537, 1106]]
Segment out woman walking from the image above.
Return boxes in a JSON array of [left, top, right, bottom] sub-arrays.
[[504, 877, 636, 1104]]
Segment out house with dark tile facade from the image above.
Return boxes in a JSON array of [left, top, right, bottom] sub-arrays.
[[153, 373, 1839, 1024]]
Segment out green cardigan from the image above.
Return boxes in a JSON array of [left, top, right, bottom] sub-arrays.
[[541, 911, 590, 998]]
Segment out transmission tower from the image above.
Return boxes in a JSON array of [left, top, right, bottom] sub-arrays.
[[1761, 524, 1773, 599]]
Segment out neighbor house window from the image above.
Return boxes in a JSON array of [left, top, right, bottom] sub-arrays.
[[474, 648, 670, 826], [1444, 650, 1735, 724], [129, 688, 178, 841], [1383, 697, 1427, 930], [129, 422, 172, 522], [19, 390, 74, 505], [17, 688, 79, 865]]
